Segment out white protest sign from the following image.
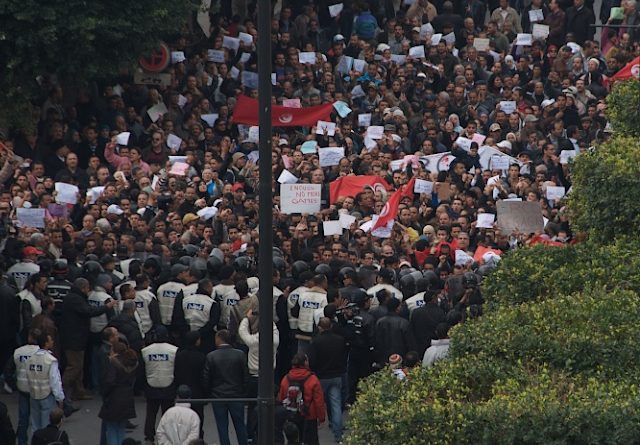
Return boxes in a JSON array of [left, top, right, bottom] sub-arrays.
[[318, 147, 345, 167], [280, 184, 322, 214], [200, 113, 218, 127], [352, 59, 366, 72], [277, 169, 299, 184], [207, 49, 225, 63], [197, 206, 218, 220], [55, 183, 79, 204], [334, 101, 352, 118], [476, 213, 495, 229], [299, 52, 316, 64], [546, 186, 566, 201], [168, 156, 187, 165], [367, 126, 384, 140], [339, 213, 357, 229], [247, 126, 260, 143], [316, 121, 336, 136], [238, 32, 253, 46], [473, 38, 490, 51], [116, 132, 130, 146], [171, 51, 186, 64], [86, 186, 105, 204], [323, 220, 343, 236], [430, 34, 442, 45], [230, 67, 240, 80], [529, 9, 544, 22], [147, 102, 168, 123], [560, 150, 578, 164], [222, 36, 240, 52], [239, 52, 251, 63], [499, 101, 517, 114], [455, 137, 472, 151], [242, 71, 258, 89], [491, 155, 511, 170], [167, 134, 183, 151], [443, 32, 456, 45], [532, 24, 550, 40], [169, 162, 189, 176], [358, 113, 372, 127], [17, 208, 45, 229], [414, 179, 434, 194], [472, 133, 486, 146], [390, 54, 406, 65], [409, 45, 426, 59], [300, 140, 318, 154], [516, 33, 533, 46], [247, 151, 259, 163], [178, 94, 188, 108], [328, 3, 344, 17]]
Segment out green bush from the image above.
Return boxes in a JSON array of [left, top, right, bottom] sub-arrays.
[[451, 289, 640, 379], [567, 135, 640, 243], [606, 80, 640, 137], [345, 362, 640, 445], [483, 237, 640, 307]]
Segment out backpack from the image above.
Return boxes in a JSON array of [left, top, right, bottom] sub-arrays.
[[282, 374, 312, 416]]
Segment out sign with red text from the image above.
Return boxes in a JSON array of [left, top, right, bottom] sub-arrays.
[[280, 184, 322, 214]]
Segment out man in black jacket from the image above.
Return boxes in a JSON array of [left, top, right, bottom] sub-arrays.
[[0, 263, 19, 388], [374, 298, 416, 365], [409, 290, 447, 357], [202, 330, 248, 445], [107, 300, 144, 352], [31, 407, 70, 445], [308, 317, 347, 443], [60, 278, 115, 401], [175, 331, 206, 435], [565, 0, 595, 45]]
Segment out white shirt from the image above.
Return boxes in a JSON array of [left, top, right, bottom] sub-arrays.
[[155, 403, 200, 445]]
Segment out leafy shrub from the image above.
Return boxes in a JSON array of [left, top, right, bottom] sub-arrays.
[[606, 80, 640, 137], [483, 237, 640, 307], [567, 135, 640, 243], [451, 289, 640, 379]]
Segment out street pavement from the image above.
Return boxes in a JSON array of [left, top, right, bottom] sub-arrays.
[[1, 392, 337, 444]]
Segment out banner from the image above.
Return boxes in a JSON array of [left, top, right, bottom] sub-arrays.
[[329, 175, 391, 203], [233, 95, 334, 127], [280, 184, 322, 214]]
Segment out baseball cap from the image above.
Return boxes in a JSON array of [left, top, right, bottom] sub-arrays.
[[412, 26, 421, 33], [107, 204, 124, 215], [232, 182, 245, 192], [497, 140, 512, 151], [333, 34, 345, 43], [524, 115, 539, 123], [23, 246, 43, 257], [489, 123, 501, 132], [182, 213, 199, 225]]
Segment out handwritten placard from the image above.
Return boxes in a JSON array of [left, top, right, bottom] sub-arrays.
[[280, 184, 322, 214]]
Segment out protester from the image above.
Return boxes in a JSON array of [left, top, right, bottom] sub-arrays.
[[31, 407, 69, 445]]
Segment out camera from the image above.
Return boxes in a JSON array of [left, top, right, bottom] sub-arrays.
[[335, 302, 359, 316]]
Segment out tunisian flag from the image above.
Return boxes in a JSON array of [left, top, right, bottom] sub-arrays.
[[372, 178, 416, 231], [329, 175, 391, 203], [605, 56, 640, 88], [233, 95, 334, 127]]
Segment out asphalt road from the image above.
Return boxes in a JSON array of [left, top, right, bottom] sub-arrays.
[[1, 392, 337, 444]]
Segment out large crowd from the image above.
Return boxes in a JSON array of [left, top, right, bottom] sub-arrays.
[[0, 0, 639, 444]]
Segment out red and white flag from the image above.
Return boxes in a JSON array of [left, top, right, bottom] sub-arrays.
[[605, 56, 640, 88], [233, 95, 334, 127], [371, 178, 416, 231], [329, 175, 391, 204]]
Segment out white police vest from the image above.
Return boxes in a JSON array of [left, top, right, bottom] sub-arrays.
[[88, 288, 112, 333], [183, 282, 198, 297], [367, 283, 403, 309], [142, 342, 178, 388], [18, 289, 42, 317], [212, 284, 237, 329], [8, 262, 40, 290], [405, 292, 427, 313], [157, 281, 186, 325], [26, 351, 57, 400], [14, 344, 39, 393], [182, 293, 214, 330], [134, 289, 156, 334], [297, 288, 327, 334], [287, 285, 308, 330]]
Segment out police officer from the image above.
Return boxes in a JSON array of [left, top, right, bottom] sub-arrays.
[[340, 290, 376, 404], [156, 264, 189, 327], [211, 265, 238, 330], [366, 268, 403, 309], [141, 326, 178, 444], [46, 260, 72, 304], [134, 274, 162, 340], [176, 278, 219, 352], [295, 274, 328, 354], [287, 271, 314, 335], [25, 331, 65, 432], [12, 329, 40, 445]]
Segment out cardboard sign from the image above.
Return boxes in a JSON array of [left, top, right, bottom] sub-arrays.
[[497, 201, 544, 234], [133, 72, 172, 87], [280, 184, 322, 214]]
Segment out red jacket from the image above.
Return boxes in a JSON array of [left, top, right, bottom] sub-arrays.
[[278, 367, 326, 422]]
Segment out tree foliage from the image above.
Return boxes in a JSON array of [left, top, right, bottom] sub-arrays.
[[606, 80, 640, 137], [0, 0, 197, 129], [567, 135, 640, 242]]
